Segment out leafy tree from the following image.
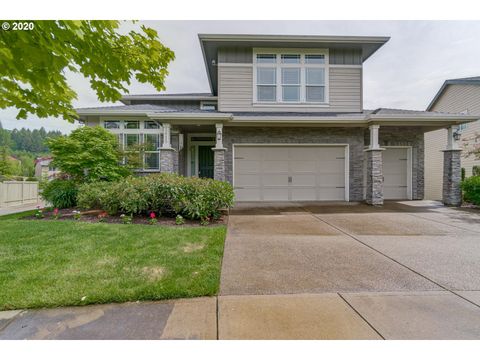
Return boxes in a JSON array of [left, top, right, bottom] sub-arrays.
[[46, 126, 130, 182], [0, 125, 12, 148], [0, 21, 174, 122], [17, 152, 35, 177], [6, 127, 63, 153], [0, 146, 14, 176]]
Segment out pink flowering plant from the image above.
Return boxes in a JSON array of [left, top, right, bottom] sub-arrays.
[[148, 211, 158, 225], [52, 208, 60, 220]]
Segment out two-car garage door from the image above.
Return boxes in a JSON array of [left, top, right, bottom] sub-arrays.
[[234, 145, 348, 201]]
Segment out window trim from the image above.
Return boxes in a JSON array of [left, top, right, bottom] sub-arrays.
[[100, 118, 162, 171], [252, 48, 330, 106]]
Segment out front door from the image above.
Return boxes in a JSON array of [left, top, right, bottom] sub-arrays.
[[198, 146, 214, 179]]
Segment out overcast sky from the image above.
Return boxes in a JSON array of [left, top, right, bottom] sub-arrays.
[[1, 20, 480, 133]]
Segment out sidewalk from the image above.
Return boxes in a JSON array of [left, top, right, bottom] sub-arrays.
[[2, 292, 479, 339], [0, 202, 45, 216]]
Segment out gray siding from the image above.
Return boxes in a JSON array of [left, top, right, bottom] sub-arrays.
[[217, 47, 362, 65], [330, 48, 362, 65], [218, 47, 252, 63], [218, 65, 362, 112]]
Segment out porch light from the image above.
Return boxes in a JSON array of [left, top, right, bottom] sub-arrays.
[[453, 131, 461, 141]]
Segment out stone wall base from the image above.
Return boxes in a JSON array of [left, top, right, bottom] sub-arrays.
[[213, 148, 226, 181], [160, 148, 175, 174], [442, 149, 462, 206], [365, 149, 384, 205]]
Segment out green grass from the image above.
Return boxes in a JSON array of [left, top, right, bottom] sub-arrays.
[[0, 213, 226, 310]]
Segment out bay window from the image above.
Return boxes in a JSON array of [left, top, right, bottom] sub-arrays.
[[254, 50, 328, 104], [103, 119, 161, 171]]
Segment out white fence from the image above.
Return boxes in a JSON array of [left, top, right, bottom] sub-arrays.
[[0, 181, 40, 208]]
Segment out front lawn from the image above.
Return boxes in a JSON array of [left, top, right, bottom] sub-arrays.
[[0, 212, 226, 310]]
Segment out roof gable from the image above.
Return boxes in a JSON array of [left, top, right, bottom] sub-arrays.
[[427, 76, 480, 111]]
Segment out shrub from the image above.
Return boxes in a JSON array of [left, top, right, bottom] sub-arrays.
[[40, 179, 78, 209], [77, 181, 120, 214], [175, 214, 185, 225], [77, 173, 235, 221], [120, 214, 132, 224], [462, 176, 480, 205]]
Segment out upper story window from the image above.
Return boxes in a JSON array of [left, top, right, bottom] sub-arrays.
[[124, 120, 140, 129], [200, 101, 217, 111], [144, 120, 160, 129], [254, 50, 328, 104], [104, 120, 120, 129]]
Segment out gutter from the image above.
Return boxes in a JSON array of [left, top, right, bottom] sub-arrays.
[[148, 112, 234, 120]]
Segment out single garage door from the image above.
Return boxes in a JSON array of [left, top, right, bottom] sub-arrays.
[[383, 147, 410, 200], [234, 145, 347, 201]]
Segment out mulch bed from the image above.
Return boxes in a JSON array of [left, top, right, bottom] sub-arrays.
[[24, 208, 228, 227]]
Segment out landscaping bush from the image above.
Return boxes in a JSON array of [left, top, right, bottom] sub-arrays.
[[41, 179, 78, 209], [462, 176, 480, 205], [77, 173, 235, 221]]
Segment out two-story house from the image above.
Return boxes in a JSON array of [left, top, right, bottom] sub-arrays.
[[77, 34, 478, 206], [424, 76, 480, 200]]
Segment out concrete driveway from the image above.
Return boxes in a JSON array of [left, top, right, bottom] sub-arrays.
[[219, 201, 480, 339]]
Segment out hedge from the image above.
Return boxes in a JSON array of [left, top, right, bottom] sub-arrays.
[[77, 173, 235, 221], [462, 176, 480, 206]]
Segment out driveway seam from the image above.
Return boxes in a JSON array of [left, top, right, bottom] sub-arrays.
[[215, 296, 219, 340], [337, 293, 385, 340], [310, 213, 480, 311], [402, 212, 480, 234]]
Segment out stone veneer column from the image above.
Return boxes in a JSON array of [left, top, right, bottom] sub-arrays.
[[365, 124, 384, 205], [212, 123, 226, 181], [365, 149, 384, 205], [160, 149, 175, 173], [160, 123, 175, 174], [442, 126, 462, 206], [212, 148, 226, 181], [442, 149, 462, 206]]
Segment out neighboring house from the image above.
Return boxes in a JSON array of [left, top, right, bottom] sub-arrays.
[[34, 156, 59, 180], [77, 34, 478, 206], [425, 76, 480, 200]]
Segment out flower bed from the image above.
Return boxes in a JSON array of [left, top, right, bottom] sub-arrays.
[[27, 207, 228, 227]]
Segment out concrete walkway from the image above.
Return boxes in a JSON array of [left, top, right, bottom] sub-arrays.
[[0, 201, 44, 216], [1, 201, 480, 339]]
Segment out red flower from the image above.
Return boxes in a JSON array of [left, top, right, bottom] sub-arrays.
[[53, 208, 59, 215], [149, 212, 156, 219]]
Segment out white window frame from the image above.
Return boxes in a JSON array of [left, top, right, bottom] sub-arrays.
[[200, 101, 218, 110], [252, 48, 330, 106], [99, 118, 162, 172]]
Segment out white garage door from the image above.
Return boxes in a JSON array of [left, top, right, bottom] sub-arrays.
[[234, 145, 347, 201], [383, 147, 410, 200]]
